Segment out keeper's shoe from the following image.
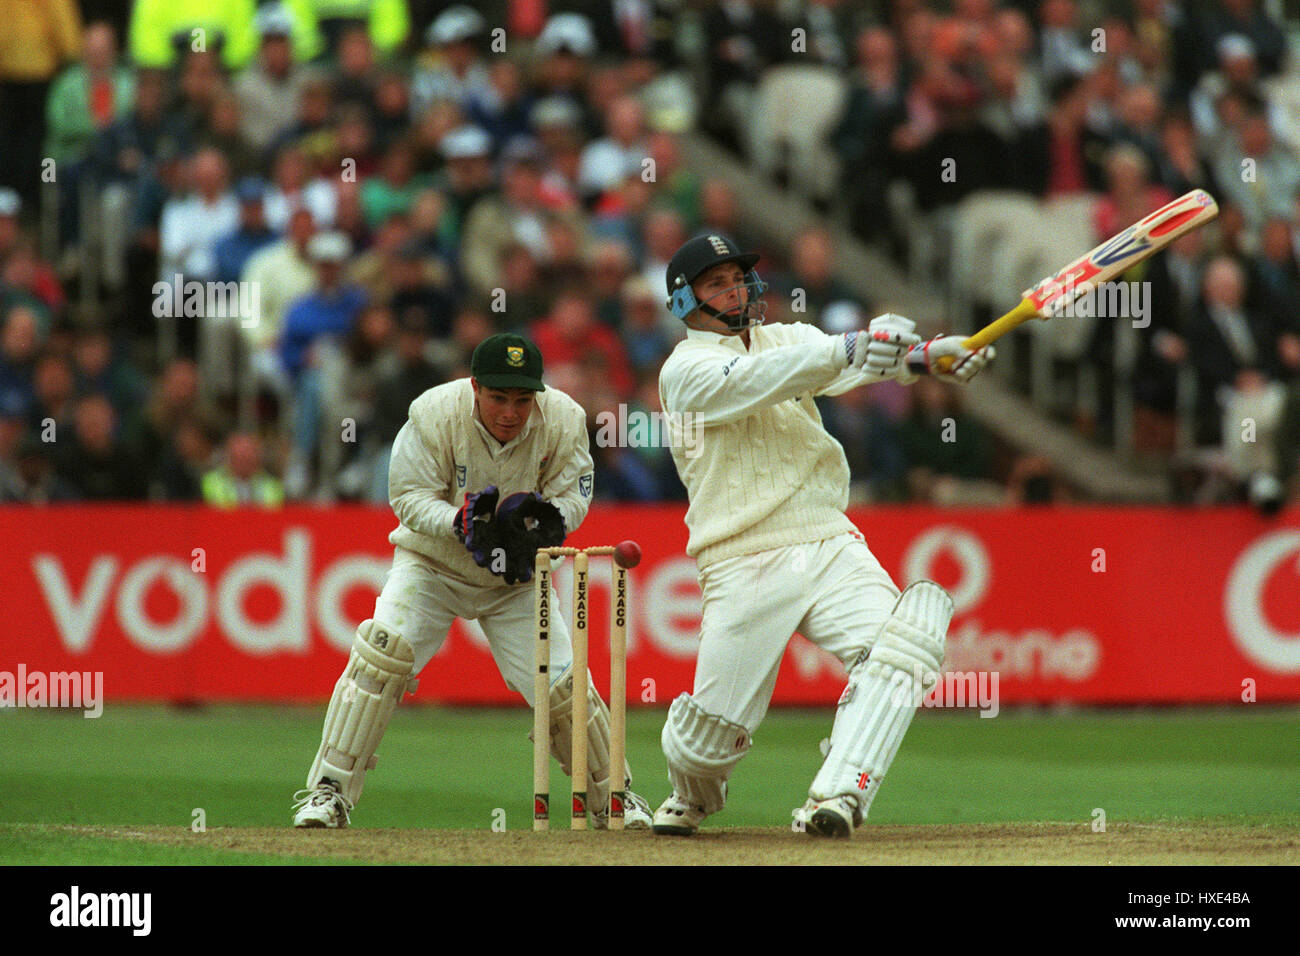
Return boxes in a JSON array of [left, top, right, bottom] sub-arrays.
[[590, 789, 653, 830], [796, 795, 862, 839], [292, 780, 353, 829], [651, 793, 708, 836]]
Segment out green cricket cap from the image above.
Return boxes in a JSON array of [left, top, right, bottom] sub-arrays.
[[471, 333, 545, 391]]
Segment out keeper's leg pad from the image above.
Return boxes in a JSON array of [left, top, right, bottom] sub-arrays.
[[661, 693, 752, 815], [546, 669, 627, 812], [307, 619, 418, 805], [809, 581, 953, 817]]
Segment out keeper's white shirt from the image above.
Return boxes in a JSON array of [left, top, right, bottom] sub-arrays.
[[659, 322, 882, 568], [385, 378, 594, 587]]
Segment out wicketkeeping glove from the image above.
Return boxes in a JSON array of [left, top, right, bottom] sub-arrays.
[[453, 485, 502, 569], [842, 313, 922, 380], [494, 492, 567, 585], [899, 335, 996, 384]]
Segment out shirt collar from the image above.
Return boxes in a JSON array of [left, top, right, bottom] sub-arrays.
[[685, 326, 751, 352]]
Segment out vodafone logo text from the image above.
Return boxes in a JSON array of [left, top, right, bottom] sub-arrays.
[[1225, 530, 1300, 673], [902, 525, 1101, 682]]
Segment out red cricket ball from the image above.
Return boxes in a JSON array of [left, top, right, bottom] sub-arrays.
[[613, 540, 642, 569]]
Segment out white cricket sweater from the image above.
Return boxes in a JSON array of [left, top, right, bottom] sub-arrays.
[[386, 378, 594, 586], [659, 322, 881, 568]]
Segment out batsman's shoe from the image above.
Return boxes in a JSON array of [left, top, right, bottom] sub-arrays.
[[623, 789, 653, 829], [590, 789, 653, 830], [798, 795, 862, 839], [652, 793, 708, 836], [292, 780, 353, 829]]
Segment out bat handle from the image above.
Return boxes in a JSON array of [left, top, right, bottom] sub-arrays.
[[932, 298, 1039, 372]]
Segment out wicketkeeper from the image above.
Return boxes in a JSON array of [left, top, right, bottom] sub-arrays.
[[293, 332, 654, 828], [650, 234, 994, 837]]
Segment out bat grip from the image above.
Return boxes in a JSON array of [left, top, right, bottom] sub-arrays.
[[933, 298, 1039, 372]]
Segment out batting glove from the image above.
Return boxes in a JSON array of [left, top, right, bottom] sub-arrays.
[[841, 313, 922, 379], [899, 335, 996, 384]]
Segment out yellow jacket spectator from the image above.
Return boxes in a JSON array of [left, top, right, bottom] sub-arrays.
[[129, 0, 258, 70], [280, 0, 410, 59], [202, 433, 285, 507], [0, 0, 81, 82]]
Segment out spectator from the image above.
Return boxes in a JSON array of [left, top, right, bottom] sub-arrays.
[[618, 276, 676, 375], [235, 5, 318, 153], [638, 208, 687, 309], [411, 5, 490, 119], [44, 21, 134, 166], [1210, 108, 1300, 232], [1038, 0, 1091, 84], [832, 27, 910, 245], [434, 124, 495, 246], [0, 304, 41, 420], [772, 226, 861, 329], [70, 322, 149, 427], [1131, 229, 1203, 450], [530, 288, 634, 399], [90, 67, 191, 186], [124, 357, 222, 469], [54, 393, 145, 500], [202, 431, 284, 507], [0, 229, 65, 331], [586, 240, 634, 327], [460, 137, 569, 295], [898, 377, 995, 502], [1155, 110, 1213, 195], [578, 95, 649, 202], [26, 353, 77, 439], [242, 207, 318, 369], [215, 177, 278, 283], [264, 144, 338, 232], [267, 75, 337, 166], [370, 307, 446, 500], [152, 413, 219, 500], [1187, 256, 1280, 445], [470, 60, 535, 152], [361, 137, 432, 228], [700, 0, 782, 151], [530, 13, 601, 138], [1, 433, 76, 503], [331, 23, 378, 114], [385, 239, 457, 339], [281, 231, 365, 383], [0, 0, 80, 203], [158, 147, 239, 283]]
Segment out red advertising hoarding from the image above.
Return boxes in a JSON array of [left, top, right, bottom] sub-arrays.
[[2, 505, 1298, 706]]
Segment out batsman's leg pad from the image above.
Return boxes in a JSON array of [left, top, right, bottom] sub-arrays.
[[661, 693, 751, 815], [546, 669, 626, 810], [307, 619, 418, 805], [809, 581, 953, 816]]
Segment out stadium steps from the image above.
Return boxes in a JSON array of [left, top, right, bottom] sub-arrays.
[[678, 134, 1168, 503]]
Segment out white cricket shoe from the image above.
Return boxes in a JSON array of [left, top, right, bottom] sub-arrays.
[[797, 795, 861, 839], [652, 793, 708, 836], [292, 780, 353, 828], [590, 789, 653, 829]]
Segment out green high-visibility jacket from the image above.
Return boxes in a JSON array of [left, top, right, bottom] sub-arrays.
[[129, 0, 259, 69]]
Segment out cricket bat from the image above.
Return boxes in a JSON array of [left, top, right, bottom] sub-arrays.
[[935, 189, 1219, 371]]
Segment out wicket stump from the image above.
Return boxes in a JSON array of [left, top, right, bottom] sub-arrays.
[[533, 545, 629, 831]]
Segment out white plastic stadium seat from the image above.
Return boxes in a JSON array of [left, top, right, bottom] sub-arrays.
[[748, 65, 848, 203]]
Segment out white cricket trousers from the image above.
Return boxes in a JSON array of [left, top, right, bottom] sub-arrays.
[[371, 546, 573, 705], [692, 532, 901, 731]]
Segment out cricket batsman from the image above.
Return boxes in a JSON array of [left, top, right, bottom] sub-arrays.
[[293, 332, 654, 828], [650, 235, 993, 838]]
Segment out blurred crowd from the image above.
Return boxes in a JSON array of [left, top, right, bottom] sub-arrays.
[[0, 1, 1297, 509]]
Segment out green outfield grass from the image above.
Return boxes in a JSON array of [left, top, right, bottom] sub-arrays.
[[2, 705, 1297, 864]]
